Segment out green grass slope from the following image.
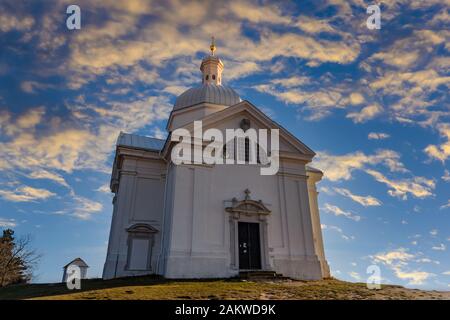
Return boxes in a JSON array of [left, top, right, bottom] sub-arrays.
[[0, 276, 448, 300]]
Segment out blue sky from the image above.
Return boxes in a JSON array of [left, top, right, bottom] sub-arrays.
[[0, 0, 448, 290]]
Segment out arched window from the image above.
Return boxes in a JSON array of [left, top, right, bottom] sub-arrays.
[[245, 138, 250, 162], [222, 137, 267, 164], [205, 75, 209, 80], [212, 74, 216, 80]]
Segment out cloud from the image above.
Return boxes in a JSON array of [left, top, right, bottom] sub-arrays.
[[416, 258, 439, 265], [0, 11, 34, 32], [373, 248, 433, 285], [0, 107, 46, 136], [252, 75, 346, 121], [0, 186, 56, 202], [346, 104, 383, 123], [96, 184, 111, 193], [431, 243, 446, 251], [348, 271, 361, 281], [368, 29, 447, 70], [392, 268, 433, 285], [28, 170, 70, 188], [228, 1, 290, 25], [369, 69, 450, 126], [442, 170, 450, 182], [430, 229, 438, 236], [365, 169, 435, 200], [20, 81, 55, 94], [1, 129, 95, 173], [323, 203, 361, 221], [294, 15, 338, 35], [368, 132, 390, 140], [373, 248, 415, 266], [334, 187, 382, 207], [72, 195, 103, 220], [313, 149, 407, 181], [0, 95, 171, 177], [440, 200, 450, 209], [321, 224, 354, 241], [424, 123, 450, 163], [152, 127, 167, 140], [0, 218, 17, 227], [63, 0, 360, 86]]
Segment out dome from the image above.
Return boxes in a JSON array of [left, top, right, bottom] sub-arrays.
[[174, 84, 241, 111]]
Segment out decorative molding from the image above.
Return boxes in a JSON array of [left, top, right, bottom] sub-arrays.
[[225, 189, 271, 217], [126, 223, 159, 234]]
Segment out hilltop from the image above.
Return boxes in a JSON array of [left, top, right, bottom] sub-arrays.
[[0, 276, 448, 300]]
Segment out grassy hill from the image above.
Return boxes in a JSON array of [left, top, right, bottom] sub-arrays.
[[0, 276, 448, 300]]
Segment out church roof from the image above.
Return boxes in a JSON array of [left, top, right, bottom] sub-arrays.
[[63, 257, 89, 269], [173, 84, 241, 111], [117, 132, 165, 151]]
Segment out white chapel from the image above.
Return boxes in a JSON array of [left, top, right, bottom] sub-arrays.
[[103, 40, 330, 280]]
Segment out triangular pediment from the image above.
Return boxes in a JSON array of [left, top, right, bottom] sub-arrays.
[[178, 100, 315, 158]]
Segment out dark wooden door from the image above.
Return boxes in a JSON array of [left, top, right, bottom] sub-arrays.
[[238, 222, 261, 269]]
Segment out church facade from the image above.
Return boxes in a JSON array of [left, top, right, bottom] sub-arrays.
[[103, 42, 330, 280]]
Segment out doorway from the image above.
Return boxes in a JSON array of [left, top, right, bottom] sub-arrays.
[[238, 222, 261, 269]]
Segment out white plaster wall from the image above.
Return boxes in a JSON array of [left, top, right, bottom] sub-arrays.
[[103, 153, 166, 279], [162, 159, 323, 280], [307, 170, 331, 278]]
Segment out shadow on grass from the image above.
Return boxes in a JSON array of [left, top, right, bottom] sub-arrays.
[[0, 275, 241, 300]]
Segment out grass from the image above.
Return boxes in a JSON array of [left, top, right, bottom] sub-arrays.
[[0, 276, 448, 300]]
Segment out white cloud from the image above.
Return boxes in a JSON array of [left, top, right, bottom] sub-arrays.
[[0, 186, 56, 202], [152, 127, 167, 140], [424, 123, 450, 163], [416, 258, 439, 265], [346, 104, 383, 123], [440, 200, 450, 209], [334, 187, 382, 207], [28, 169, 69, 188], [392, 267, 433, 285], [348, 271, 361, 281], [430, 229, 438, 236], [431, 243, 446, 251], [320, 224, 355, 241], [96, 184, 110, 193], [323, 203, 361, 221], [373, 248, 433, 285], [365, 169, 435, 200], [0, 218, 17, 227], [314, 149, 407, 182], [442, 170, 450, 182], [321, 223, 354, 240], [368, 132, 390, 140], [72, 195, 103, 220], [373, 248, 415, 266], [0, 11, 34, 32]]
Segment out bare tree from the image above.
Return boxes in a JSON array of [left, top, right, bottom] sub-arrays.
[[0, 229, 41, 287]]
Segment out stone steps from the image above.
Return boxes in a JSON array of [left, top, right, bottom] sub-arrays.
[[239, 271, 290, 281]]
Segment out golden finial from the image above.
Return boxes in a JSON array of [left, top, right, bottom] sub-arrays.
[[210, 36, 216, 56]]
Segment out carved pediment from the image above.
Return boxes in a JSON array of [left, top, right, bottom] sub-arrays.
[[126, 223, 158, 234], [225, 189, 271, 216]]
